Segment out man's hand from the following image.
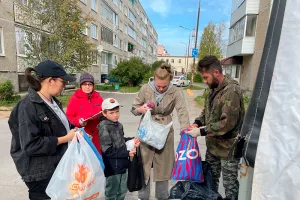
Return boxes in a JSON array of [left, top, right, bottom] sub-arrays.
[[186, 126, 207, 137], [191, 124, 199, 128]]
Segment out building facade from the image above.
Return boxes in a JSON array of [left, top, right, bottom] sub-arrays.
[[225, 0, 273, 90], [157, 45, 169, 56], [0, 0, 158, 91], [157, 56, 198, 75]]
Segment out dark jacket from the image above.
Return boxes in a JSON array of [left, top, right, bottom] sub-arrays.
[[8, 88, 72, 182], [98, 118, 132, 177]]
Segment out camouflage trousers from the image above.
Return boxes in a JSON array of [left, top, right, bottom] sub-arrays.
[[205, 151, 239, 199]]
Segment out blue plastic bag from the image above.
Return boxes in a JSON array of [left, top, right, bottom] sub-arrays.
[[171, 130, 204, 182], [80, 128, 105, 170]]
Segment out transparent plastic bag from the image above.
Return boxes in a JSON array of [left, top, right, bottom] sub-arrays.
[[137, 110, 173, 150], [46, 131, 105, 200]]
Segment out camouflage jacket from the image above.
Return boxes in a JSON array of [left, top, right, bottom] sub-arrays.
[[195, 76, 245, 158]]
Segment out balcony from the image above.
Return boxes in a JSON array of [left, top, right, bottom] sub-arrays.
[[227, 37, 255, 57], [230, 0, 260, 26]]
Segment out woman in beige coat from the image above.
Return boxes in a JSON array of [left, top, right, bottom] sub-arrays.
[[131, 64, 190, 200]]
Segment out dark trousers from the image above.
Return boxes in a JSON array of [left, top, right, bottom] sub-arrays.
[[25, 178, 51, 200]]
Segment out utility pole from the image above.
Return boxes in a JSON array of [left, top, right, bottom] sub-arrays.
[[191, 0, 200, 85]]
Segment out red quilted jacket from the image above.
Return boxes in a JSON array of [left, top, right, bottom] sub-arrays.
[[66, 89, 103, 154]]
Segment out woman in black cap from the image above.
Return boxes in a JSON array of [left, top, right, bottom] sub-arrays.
[[66, 73, 103, 155], [8, 60, 78, 200]]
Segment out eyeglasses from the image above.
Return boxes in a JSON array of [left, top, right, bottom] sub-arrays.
[[82, 83, 93, 87], [53, 78, 66, 85]]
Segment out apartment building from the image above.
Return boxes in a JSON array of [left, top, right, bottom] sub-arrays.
[[157, 55, 198, 75], [224, 0, 273, 90], [0, 0, 158, 91]]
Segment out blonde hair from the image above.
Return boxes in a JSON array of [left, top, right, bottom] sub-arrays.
[[154, 63, 173, 81]]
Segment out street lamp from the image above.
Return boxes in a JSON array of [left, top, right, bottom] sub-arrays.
[[180, 42, 188, 74], [179, 25, 193, 74]]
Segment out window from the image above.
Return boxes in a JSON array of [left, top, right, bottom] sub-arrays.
[[246, 15, 257, 37], [128, 9, 136, 24], [101, 52, 108, 64], [128, 42, 134, 52], [113, 0, 118, 6], [166, 59, 169, 63], [171, 59, 174, 63], [123, 41, 127, 51], [113, 34, 118, 47], [91, 0, 97, 12], [119, 1, 123, 11], [0, 27, 3, 55], [114, 55, 118, 65], [20, 0, 28, 6], [113, 13, 118, 25], [142, 39, 147, 48], [229, 17, 245, 44], [124, 24, 128, 34], [80, 0, 87, 4], [91, 23, 98, 39], [101, 25, 113, 44], [15, 27, 30, 56], [120, 39, 123, 50], [179, 59, 181, 63], [91, 51, 98, 65], [124, 6, 128, 16], [128, 26, 136, 40], [100, 0, 113, 22], [119, 20, 123, 32]]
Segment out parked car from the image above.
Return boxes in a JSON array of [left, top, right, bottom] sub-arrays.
[[171, 76, 190, 87]]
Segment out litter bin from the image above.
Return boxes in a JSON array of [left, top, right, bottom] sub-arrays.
[[114, 84, 120, 90]]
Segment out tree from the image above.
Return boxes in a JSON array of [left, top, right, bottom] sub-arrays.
[[109, 57, 151, 86], [16, 0, 95, 73], [198, 22, 223, 60], [151, 60, 165, 71]]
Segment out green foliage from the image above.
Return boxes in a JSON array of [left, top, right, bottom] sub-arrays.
[[109, 57, 151, 86], [0, 81, 21, 106], [151, 60, 165, 71], [56, 94, 71, 107], [198, 22, 222, 60], [187, 72, 203, 83], [17, 0, 95, 73]]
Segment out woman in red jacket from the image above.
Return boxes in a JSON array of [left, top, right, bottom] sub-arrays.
[[66, 73, 103, 154]]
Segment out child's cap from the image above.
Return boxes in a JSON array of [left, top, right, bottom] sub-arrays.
[[102, 98, 121, 110]]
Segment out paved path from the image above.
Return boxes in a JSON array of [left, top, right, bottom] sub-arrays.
[[0, 88, 225, 199]]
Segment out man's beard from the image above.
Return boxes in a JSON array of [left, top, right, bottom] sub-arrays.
[[208, 77, 219, 89]]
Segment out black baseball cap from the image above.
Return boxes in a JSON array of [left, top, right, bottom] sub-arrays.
[[35, 60, 76, 82]]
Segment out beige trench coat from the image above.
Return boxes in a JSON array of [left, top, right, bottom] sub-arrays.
[[132, 84, 190, 183]]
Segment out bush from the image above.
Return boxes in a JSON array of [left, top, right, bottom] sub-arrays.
[[0, 80, 16, 101], [187, 72, 203, 83]]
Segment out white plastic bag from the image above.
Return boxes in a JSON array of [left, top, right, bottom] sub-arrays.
[[137, 110, 173, 150], [46, 132, 105, 200]]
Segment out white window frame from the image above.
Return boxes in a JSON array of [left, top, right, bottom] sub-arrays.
[[113, 0, 118, 6], [101, 52, 108, 64], [91, 51, 98, 65], [113, 33, 118, 48], [128, 9, 136, 24], [128, 26, 136, 40], [81, 22, 88, 35], [91, 0, 97, 12], [0, 27, 4, 56], [91, 23, 98, 39], [113, 13, 118, 25]]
